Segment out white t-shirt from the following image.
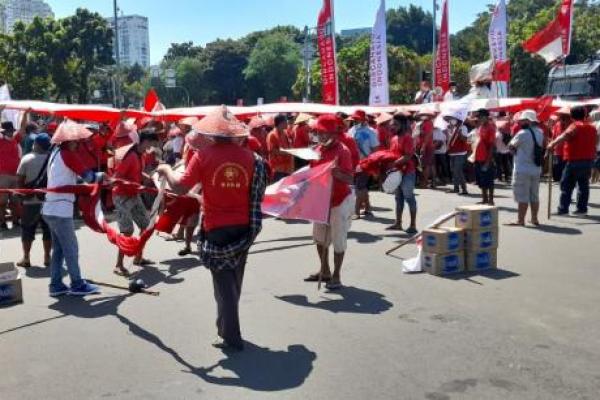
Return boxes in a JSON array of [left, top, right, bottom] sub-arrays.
[[433, 128, 447, 154], [42, 148, 79, 218], [495, 131, 511, 154], [510, 127, 544, 176]]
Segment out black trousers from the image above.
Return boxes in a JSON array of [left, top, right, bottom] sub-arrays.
[[206, 226, 250, 347]]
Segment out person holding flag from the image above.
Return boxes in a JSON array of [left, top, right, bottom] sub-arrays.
[[304, 114, 355, 290]]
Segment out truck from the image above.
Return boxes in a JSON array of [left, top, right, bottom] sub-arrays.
[[546, 52, 600, 100]]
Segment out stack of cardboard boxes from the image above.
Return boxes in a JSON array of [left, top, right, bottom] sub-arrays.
[[0, 262, 23, 306], [422, 205, 499, 276]]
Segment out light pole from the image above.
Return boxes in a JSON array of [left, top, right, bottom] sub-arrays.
[[432, 0, 437, 89], [302, 25, 317, 103], [94, 67, 117, 107]]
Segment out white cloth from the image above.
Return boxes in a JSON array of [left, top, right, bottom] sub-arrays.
[[443, 91, 457, 102], [171, 136, 184, 154], [313, 192, 355, 253], [495, 131, 511, 154], [42, 148, 78, 218], [433, 128, 447, 154]]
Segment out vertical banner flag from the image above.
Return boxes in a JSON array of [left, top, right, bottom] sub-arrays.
[[434, 0, 451, 96], [317, 0, 339, 105], [488, 0, 509, 96], [523, 0, 573, 64], [369, 0, 389, 106]]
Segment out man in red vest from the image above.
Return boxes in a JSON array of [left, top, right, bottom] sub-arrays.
[[548, 106, 598, 215]]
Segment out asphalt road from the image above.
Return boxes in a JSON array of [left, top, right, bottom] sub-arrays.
[[1, 183, 599, 400]]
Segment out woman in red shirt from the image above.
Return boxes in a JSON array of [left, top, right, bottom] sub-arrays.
[[472, 109, 496, 205]]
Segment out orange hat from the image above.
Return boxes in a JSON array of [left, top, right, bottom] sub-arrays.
[[192, 106, 248, 138], [375, 112, 393, 125], [115, 121, 138, 138], [178, 116, 199, 127], [185, 130, 213, 150], [554, 107, 571, 116], [313, 114, 343, 134], [248, 115, 269, 129], [50, 120, 94, 144]]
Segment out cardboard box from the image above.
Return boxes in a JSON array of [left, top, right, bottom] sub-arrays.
[[465, 249, 497, 272], [464, 227, 499, 251], [422, 252, 465, 276], [455, 205, 499, 230], [422, 227, 464, 254], [0, 263, 23, 306]]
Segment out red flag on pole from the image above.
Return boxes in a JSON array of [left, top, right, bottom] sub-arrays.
[[492, 59, 511, 82], [143, 88, 160, 112], [522, 0, 574, 64], [434, 0, 451, 96], [317, 0, 339, 105]]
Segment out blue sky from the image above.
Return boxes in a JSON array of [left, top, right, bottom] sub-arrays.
[[46, 0, 490, 65]]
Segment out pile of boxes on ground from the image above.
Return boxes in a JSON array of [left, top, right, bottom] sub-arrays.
[[422, 205, 499, 276], [0, 262, 23, 306]]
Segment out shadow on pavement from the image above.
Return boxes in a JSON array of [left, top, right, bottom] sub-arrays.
[[276, 286, 393, 314], [250, 242, 314, 255], [438, 268, 520, 282], [527, 224, 582, 235], [22, 265, 51, 279], [190, 342, 316, 391], [348, 231, 384, 244], [360, 215, 396, 225], [254, 235, 313, 244]]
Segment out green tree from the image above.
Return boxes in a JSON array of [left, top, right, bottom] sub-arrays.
[[203, 39, 249, 104], [243, 32, 301, 102], [386, 5, 434, 55]]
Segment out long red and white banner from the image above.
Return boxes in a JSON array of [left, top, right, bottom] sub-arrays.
[[369, 0, 389, 106], [435, 0, 451, 96], [523, 0, 573, 64], [317, 0, 339, 105], [488, 0, 510, 88]]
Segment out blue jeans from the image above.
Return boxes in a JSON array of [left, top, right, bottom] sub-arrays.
[[395, 172, 417, 216], [42, 215, 83, 291], [559, 160, 593, 213]]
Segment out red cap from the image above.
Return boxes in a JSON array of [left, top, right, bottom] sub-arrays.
[[349, 110, 367, 122], [313, 114, 343, 134]]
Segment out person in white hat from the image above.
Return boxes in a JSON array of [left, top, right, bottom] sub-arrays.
[[506, 109, 545, 226], [444, 110, 470, 195], [157, 106, 268, 351]]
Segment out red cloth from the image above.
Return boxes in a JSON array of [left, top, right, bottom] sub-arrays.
[[563, 122, 597, 162], [246, 136, 262, 154], [144, 89, 160, 112], [113, 150, 143, 197], [377, 125, 392, 150], [180, 142, 254, 232], [359, 150, 398, 177], [339, 134, 360, 169], [92, 134, 110, 167], [0, 137, 20, 175], [142, 151, 159, 170], [155, 195, 200, 234], [79, 140, 100, 171], [474, 122, 496, 162], [267, 129, 294, 174], [311, 141, 352, 207], [390, 135, 416, 174], [447, 129, 470, 154], [60, 148, 89, 176], [551, 122, 566, 157], [417, 120, 434, 153], [293, 124, 311, 148]]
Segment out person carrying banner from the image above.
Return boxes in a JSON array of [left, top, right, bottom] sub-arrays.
[[112, 131, 159, 277], [42, 121, 105, 297], [157, 106, 268, 351], [304, 114, 355, 290]]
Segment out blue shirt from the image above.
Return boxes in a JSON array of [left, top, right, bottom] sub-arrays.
[[351, 124, 379, 159]]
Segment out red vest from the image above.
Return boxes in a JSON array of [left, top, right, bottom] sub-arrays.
[[563, 122, 597, 162]]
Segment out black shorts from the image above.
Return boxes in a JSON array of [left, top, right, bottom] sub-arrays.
[[474, 162, 495, 189], [354, 172, 370, 191], [21, 203, 51, 242]]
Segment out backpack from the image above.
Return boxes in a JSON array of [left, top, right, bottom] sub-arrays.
[[25, 146, 55, 201], [528, 128, 543, 167]]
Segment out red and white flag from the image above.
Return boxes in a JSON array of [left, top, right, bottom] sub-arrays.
[[523, 0, 574, 64], [489, 0, 510, 84], [434, 0, 451, 96], [317, 0, 339, 105], [143, 88, 160, 112], [262, 161, 334, 224]]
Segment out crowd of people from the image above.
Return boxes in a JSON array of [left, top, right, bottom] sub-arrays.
[[1, 93, 599, 350]]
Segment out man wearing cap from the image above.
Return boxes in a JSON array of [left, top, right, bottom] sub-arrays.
[[550, 108, 571, 182], [267, 114, 294, 182], [292, 113, 313, 169], [157, 107, 268, 351], [445, 111, 470, 195], [548, 106, 598, 215], [444, 82, 459, 102], [304, 114, 354, 290], [16, 133, 52, 267], [349, 110, 379, 218], [42, 121, 105, 297], [472, 109, 497, 205], [375, 113, 393, 150], [506, 110, 544, 226], [112, 131, 159, 277], [0, 121, 22, 231]]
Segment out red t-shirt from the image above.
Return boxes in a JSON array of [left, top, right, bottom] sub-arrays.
[[79, 139, 100, 171], [180, 142, 255, 232], [311, 141, 352, 207], [267, 129, 294, 174], [447, 127, 470, 154], [92, 134, 110, 167], [551, 122, 566, 157], [293, 124, 311, 148], [417, 120, 434, 153], [246, 136, 262, 154], [563, 121, 598, 162], [474, 122, 496, 162], [377, 125, 392, 150], [113, 149, 143, 197], [0, 136, 20, 175], [339, 134, 360, 169], [390, 134, 416, 174]]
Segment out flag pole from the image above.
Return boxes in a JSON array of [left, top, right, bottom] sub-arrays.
[[432, 0, 437, 90], [330, 0, 339, 105]]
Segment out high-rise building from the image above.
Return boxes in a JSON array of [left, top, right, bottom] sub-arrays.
[[106, 15, 150, 68], [0, 0, 54, 33]]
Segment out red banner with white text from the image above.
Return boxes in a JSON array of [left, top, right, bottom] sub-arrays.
[[435, 0, 451, 96], [317, 0, 339, 105]]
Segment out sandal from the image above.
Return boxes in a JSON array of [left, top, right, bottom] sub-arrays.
[[113, 267, 131, 277], [304, 273, 331, 282], [178, 247, 192, 256], [325, 280, 343, 290], [16, 260, 31, 268], [133, 258, 155, 266]]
